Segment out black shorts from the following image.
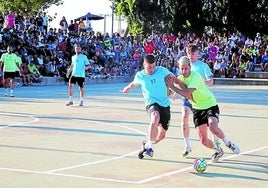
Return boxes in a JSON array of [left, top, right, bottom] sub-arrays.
[[15, 71, 20, 77], [192, 105, 220, 128], [69, 76, 85, 88], [3, 72, 16, 79], [146, 103, 171, 130]]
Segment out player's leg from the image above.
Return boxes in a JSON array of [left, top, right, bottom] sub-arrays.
[[66, 76, 75, 106], [77, 77, 85, 106], [3, 76, 9, 96], [155, 105, 170, 144], [142, 104, 161, 157], [181, 97, 192, 156], [9, 76, 15, 97], [208, 105, 240, 154]]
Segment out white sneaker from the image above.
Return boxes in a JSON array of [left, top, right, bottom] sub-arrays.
[[79, 101, 84, 107], [10, 93, 14, 97], [226, 141, 240, 154]]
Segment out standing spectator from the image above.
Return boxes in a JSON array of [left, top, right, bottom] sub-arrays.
[[59, 16, 68, 31], [78, 18, 85, 35], [42, 12, 48, 34], [0, 12, 5, 28], [66, 44, 90, 107], [68, 20, 75, 35], [5, 10, 16, 28], [35, 13, 44, 33], [84, 17, 92, 32], [0, 45, 19, 97]]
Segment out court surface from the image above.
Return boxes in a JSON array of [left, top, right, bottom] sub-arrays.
[[0, 83, 267, 188]]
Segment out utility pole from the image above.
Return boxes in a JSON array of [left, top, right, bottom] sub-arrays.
[[111, 0, 114, 35]]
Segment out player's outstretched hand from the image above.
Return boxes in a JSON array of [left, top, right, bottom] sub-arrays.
[[122, 86, 130, 93]]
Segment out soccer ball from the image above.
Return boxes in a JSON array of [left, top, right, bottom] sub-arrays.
[[193, 158, 207, 173]]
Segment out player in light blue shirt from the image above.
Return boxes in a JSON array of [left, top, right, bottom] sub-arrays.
[[176, 44, 219, 157], [66, 44, 90, 107], [123, 54, 185, 159]]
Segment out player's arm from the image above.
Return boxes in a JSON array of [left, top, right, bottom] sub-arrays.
[[204, 76, 213, 86], [0, 60, 2, 72], [165, 75, 194, 100], [122, 81, 137, 93], [66, 64, 73, 78]]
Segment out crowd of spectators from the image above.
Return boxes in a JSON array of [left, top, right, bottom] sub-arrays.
[[0, 10, 268, 87]]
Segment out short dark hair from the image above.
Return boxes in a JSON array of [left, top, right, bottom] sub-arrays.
[[144, 54, 155, 64], [186, 44, 199, 53]]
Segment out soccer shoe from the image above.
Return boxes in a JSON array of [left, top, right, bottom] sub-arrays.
[[4, 91, 8, 96], [226, 141, 240, 154], [66, 102, 73, 106], [138, 140, 146, 159], [211, 147, 224, 162], [182, 147, 192, 157], [145, 148, 154, 157], [10, 93, 14, 97], [79, 101, 84, 107]]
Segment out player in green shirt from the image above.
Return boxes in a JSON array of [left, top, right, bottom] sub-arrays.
[[166, 56, 240, 162], [0, 46, 20, 97]]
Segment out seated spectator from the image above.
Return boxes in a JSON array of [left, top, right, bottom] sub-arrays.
[[213, 59, 221, 77], [237, 61, 247, 78], [260, 50, 268, 71], [21, 62, 31, 86], [27, 62, 42, 83], [59, 61, 69, 84]]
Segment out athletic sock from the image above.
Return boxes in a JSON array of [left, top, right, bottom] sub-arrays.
[[69, 96, 73, 102], [184, 137, 191, 149]]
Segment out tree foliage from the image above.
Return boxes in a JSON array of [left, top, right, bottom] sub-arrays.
[[114, 0, 268, 37], [0, 0, 63, 15]]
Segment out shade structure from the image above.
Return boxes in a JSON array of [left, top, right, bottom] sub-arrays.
[[75, 12, 104, 21]]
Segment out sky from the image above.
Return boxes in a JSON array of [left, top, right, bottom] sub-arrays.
[[46, 0, 127, 34]]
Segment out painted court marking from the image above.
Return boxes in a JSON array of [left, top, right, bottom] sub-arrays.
[[0, 112, 39, 129], [0, 113, 267, 184], [0, 146, 267, 184]]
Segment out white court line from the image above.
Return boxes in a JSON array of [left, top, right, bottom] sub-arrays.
[[45, 118, 146, 173], [1, 112, 267, 184], [0, 112, 39, 129], [0, 146, 267, 184], [77, 119, 147, 136], [45, 150, 139, 173]]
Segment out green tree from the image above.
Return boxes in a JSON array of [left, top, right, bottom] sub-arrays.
[[115, 0, 267, 37], [0, 0, 63, 15]]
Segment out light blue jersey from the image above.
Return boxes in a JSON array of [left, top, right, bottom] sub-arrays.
[[191, 60, 213, 79], [134, 66, 172, 107], [71, 54, 89, 78]]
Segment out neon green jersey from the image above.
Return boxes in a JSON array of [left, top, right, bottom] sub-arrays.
[[0, 53, 18, 72], [27, 64, 40, 74], [15, 55, 22, 71], [178, 71, 217, 109]]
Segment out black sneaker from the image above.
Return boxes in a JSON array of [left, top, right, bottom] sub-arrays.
[[66, 102, 73, 106], [211, 147, 224, 162]]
